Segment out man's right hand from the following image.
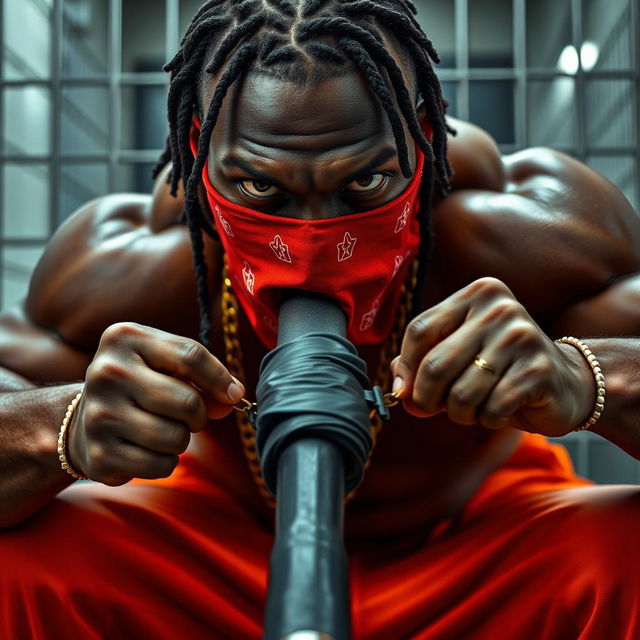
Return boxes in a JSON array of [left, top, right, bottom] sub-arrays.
[[68, 322, 244, 486]]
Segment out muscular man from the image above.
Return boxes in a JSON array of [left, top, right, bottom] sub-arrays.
[[2, 1, 640, 638]]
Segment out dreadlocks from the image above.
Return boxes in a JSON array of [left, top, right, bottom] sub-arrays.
[[153, 0, 453, 347]]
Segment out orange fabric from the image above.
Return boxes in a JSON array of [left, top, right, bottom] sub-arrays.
[[2, 433, 640, 639]]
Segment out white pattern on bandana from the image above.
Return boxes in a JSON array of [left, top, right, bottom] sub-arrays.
[[392, 250, 411, 278], [242, 262, 255, 295], [269, 234, 292, 263], [394, 202, 411, 233], [393, 255, 405, 277], [360, 297, 381, 332], [337, 231, 357, 262], [216, 205, 234, 237]]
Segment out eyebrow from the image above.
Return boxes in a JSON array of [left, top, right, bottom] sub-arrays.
[[221, 156, 288, 190], [221, 146, 399, 188]]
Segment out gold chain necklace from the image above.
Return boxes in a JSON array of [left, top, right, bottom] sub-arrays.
[[221, 261, 417, 506]]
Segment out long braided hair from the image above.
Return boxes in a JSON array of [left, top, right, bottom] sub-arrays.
[[153, 0, 453, 348]]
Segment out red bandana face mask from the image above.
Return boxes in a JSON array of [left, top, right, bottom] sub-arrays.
[[193, 126, 425, 349]]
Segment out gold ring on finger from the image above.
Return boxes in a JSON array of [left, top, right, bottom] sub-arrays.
[[472, 356, 497, 375]]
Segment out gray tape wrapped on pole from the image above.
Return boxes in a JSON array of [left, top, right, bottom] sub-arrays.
[[257, 291, 374, 640]]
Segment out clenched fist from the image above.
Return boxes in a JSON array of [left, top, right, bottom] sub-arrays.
[[68, 322, 244, 485], [391, 277, 596, 436]]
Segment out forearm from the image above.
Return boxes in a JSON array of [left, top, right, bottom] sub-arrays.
[[577, 337, 640, 461], [0, 379, 83, 529]]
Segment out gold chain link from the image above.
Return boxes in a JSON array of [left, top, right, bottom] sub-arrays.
[[221, 260, 417, 507]]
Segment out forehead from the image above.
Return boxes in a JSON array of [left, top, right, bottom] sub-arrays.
[[208, 69, 389, 152]]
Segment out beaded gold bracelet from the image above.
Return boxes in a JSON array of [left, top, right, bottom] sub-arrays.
[[57, 388, 88, 480], [556, 336, 606, 431]]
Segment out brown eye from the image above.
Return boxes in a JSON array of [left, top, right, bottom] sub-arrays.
[[239, 180, 282, 198], [345, 173, 388, 193]]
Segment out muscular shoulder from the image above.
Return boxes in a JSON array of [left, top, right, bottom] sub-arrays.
[[25, 170, 219, 351], [428, 121, 640, 319]]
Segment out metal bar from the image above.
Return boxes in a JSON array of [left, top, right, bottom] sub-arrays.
[[2, 237, 53, 246], [407, 68, 639, 82], [118, 149, 167, 162], [120, 72, 168, 85], [513, 0, 527, 147], [525, 69, 639, 80], [0, 72, 175, 87], [7, 69, 634, 87], [572, 0, 586, 161], [51, 0, 63, 235], [454, 0, 469, 120], [108, 0, 122, 192], [0, 0, 4, 309], [3, 150, 166, 163], [166, 0, 180, 62], [632, 0, 640, 212]]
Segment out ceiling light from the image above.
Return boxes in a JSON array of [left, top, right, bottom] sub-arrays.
[[558, 45, 579, 75]]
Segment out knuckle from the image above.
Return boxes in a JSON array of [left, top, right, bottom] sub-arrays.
[[484, 299, 522, 323], [411, 382, 436, 413], [481, 403, 505, 421], [83, 402, 115, 429], [89, 357, 130, 385], [470, 276, 507, 298], [179, 389, 203, 417], [450, 385, 475, 407], [502, 321, 539, 347], [488, 392, 517, 417], [101, 322, 144, 347], [420, 356, 444, 379], [406, 317, 429, 342], [524, 357, 554, 379], [178, 340, 206, 368]]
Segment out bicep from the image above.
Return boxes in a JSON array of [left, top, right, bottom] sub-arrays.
[[0, 303, 92, 384], [552, 272, 640, 338]]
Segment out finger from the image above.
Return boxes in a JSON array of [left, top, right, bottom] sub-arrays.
[[113, 407, 192, 455], [127, 368, 209, 433], [445, 346, 514, 426], [478, 360, 540, 430], [103, 323, 245, 405], [87, 440, 179, 486], [406, 318, 486, 416], [394, 301, 470, 396]]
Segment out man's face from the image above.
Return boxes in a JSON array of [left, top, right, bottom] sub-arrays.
[[203, 68, 418, 220]]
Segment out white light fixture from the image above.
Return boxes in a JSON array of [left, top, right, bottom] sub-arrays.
[[558, 45, 579, 75], [580, 41, 600, 72]]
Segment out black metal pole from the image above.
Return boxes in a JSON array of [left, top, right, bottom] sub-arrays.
[[264, 438, 349, 640], [262, 293, 353, 640]]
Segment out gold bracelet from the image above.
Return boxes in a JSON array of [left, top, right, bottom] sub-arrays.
[[57, 388, 88, 480], [556, 336, 606, 431]]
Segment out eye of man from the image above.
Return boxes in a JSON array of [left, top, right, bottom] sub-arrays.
[[238, 173, 390, 200], [345, 173, 388, 193], [240, 180, 281, 198]]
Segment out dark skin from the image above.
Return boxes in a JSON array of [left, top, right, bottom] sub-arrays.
[[1, 63, 640, 539]]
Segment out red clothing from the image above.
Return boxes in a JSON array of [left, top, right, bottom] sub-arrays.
[[2, 433, 639, 639]]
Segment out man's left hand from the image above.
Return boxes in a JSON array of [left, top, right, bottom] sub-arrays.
[[391, 277, 596, 436]]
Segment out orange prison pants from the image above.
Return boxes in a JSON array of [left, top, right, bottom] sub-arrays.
[[1, 433, 639, 639]]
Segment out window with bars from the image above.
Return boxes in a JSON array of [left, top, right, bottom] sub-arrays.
[[1, 0, 639, 482]]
